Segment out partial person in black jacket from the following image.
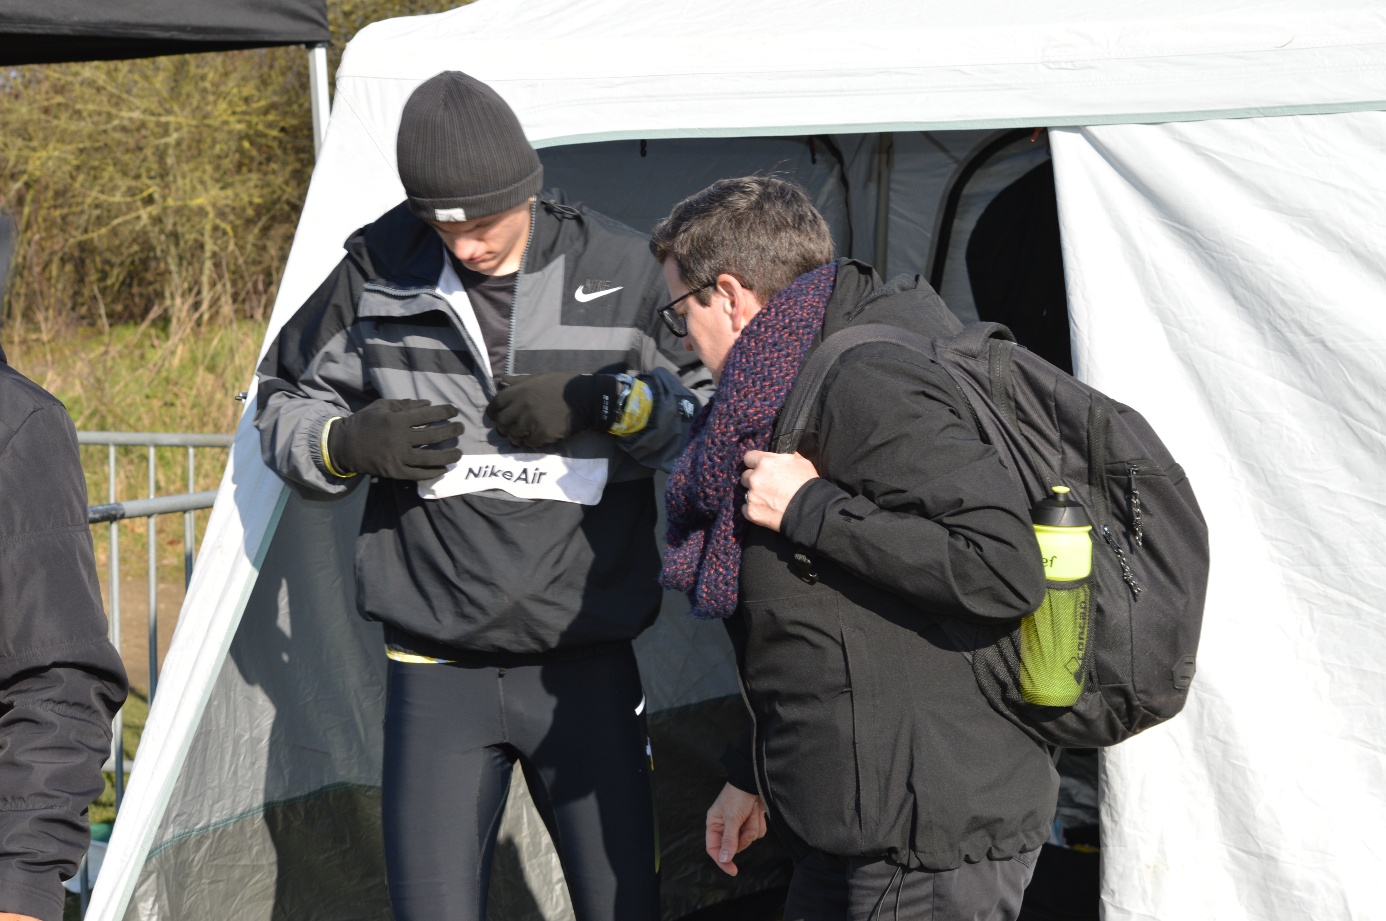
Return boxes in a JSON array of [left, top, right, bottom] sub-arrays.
[[654, 177, 1054, 921], [254, 72, 709, 921], [0, 344, 128, 921]]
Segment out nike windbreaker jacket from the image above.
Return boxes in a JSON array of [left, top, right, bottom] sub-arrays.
[[255, 194, 711, 657]]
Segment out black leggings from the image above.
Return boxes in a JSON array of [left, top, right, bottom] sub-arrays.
[[381, 644, 659, 921]]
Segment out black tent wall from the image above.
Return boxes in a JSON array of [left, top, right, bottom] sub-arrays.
[[0, 0, 329, 65]]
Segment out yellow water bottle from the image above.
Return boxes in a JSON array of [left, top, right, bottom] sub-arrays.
[[1033, 486, 1092, 581], [1020, 486, 1093, 706]]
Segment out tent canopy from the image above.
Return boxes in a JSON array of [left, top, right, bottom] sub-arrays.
[[287, 0, 1386, 329], [0, 0, 329, 65], [335, 0, 1386, 145]]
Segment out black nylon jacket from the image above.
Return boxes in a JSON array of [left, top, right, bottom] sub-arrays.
[[255, 194, 711, 656], [726, 261, 1057, 869], [0, 348, 128, 921]]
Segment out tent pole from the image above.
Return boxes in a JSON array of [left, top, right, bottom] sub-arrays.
[[873, 132, 893, 276], [308, 43, 331, 159]]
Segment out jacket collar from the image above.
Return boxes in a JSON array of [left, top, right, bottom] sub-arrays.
[[357, 193, 579, 292], [823, 257, 962, 341], [526, 194, 582, 269], [820, 257, 883, 340]]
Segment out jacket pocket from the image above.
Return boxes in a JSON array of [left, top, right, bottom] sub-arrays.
[[839, 622, 880, 850], [743, 594, 864, 855]]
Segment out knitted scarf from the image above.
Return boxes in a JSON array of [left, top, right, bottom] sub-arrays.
[[661, 262, 837, 619]]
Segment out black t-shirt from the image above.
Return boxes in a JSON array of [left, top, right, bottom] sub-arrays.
[[449, 252, 515, 378]]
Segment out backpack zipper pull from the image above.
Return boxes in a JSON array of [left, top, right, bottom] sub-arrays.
[[1127, 464, 1144, 546], [1102, 524, 1143, 599]]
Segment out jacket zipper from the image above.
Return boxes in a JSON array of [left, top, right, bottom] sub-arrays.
[[503, 198, 538, 377], [1087, 402, 1142, 599], [732, 666, 774, 819], [1102, 524, 1143, 599]]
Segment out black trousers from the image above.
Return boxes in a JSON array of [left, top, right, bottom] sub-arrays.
[[381, 644, 659, 921], [783, 847, 1038, 921]]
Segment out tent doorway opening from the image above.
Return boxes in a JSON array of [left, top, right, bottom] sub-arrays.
[[539, 128, 1072, 373]]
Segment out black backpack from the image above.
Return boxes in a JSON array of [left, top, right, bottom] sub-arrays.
[[773, 321, 1209, 748]]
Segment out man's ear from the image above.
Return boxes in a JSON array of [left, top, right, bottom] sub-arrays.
[[715, 273, 765, 332]]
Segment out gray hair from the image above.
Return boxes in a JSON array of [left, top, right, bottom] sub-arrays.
[[650, 176, 834, 303]]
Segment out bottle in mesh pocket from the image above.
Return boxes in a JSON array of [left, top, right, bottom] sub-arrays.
[[1020, 583, 1091, 706], [1021, 486, 1094, 706]]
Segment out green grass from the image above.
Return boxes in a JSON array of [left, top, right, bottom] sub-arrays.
[[90, 686, 150, 826], [5, 319, 264, 582]]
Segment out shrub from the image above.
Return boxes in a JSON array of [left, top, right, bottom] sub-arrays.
[[0, 0, 467, 342]]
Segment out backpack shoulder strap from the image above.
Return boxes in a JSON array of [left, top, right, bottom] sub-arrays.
[[989, 338, 1018, 426], [770, 322, 1019, 678], [771, 323, 933, 454], [940, 321, 1017, 356]]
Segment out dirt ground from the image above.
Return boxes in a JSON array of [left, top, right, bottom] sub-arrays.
[[99, 576, 185, 696]]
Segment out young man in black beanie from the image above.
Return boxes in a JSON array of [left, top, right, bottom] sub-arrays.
[[254, 71, 709, 921]]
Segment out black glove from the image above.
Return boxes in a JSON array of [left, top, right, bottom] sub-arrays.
[[485, 373, 623, 448], [328, 399, 463, 480]]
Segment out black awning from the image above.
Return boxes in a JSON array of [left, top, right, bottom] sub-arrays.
[[0, 0, 330, 65]]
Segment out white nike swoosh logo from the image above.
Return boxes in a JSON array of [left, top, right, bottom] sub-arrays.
[[574, 285, 624, 303]]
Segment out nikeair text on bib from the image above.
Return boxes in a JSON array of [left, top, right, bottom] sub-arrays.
[[419, 452, 609, 505]]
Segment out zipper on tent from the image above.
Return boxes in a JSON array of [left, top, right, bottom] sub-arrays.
[[928, 128, 1033, 292]]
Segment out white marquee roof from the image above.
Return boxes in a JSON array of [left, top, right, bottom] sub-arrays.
[[336, 0, 1386, 146]]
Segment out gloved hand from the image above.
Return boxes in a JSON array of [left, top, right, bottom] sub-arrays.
[[485, 373, 623, 448], [327, 399, 463, 480]]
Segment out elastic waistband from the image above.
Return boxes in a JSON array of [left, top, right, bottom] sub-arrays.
[[384, 625, 630, 668]]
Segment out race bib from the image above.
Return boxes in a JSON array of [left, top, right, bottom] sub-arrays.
[[418, 453, 609, 505]]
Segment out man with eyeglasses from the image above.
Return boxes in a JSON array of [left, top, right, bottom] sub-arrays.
[[653, 176, 1053, 921], [254, 71, 709, 921]]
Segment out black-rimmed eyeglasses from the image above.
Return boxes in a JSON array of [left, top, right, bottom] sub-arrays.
[[656, 284, 713, 338]]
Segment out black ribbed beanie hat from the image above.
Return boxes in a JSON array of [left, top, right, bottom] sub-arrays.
[[397, 71, 543, 222]]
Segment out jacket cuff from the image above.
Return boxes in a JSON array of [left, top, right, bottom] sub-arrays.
[[308, 412, 354, 481], [781, 477, 851, 549], [720, 733, 759, 795], [0, 873, 65, 921]]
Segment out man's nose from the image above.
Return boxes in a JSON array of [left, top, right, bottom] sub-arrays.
[[449, 236, 485, 260]]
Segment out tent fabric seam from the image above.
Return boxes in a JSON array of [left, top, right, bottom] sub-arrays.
[[494, 100, 1386, 150], [339, 41, 1386, 81], [334, 91, 397, 174], [144, 781, 381, 861]]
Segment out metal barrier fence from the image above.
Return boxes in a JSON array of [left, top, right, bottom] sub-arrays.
[[76, 431, 232, 914]]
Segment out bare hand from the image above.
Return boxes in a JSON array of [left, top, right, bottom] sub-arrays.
[[740, 450, 819, 532], [0, 913, 45, 921], [704, 782, 767, 877]]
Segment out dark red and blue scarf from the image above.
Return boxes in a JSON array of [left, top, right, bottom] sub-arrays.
[[661, 262, 837, 619]]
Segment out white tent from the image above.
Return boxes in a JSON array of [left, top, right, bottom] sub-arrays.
[[91, 1, 1386, 919]]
